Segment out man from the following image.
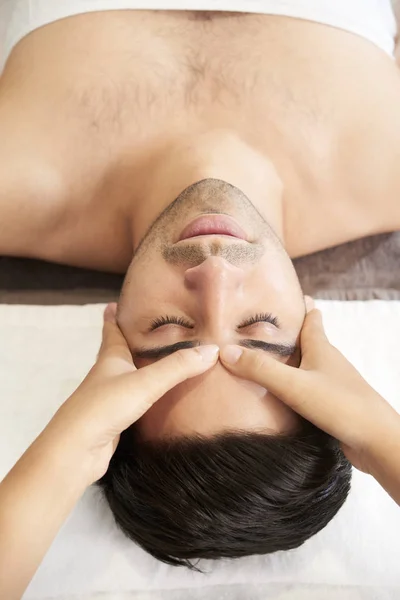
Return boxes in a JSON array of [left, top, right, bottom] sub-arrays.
[[0, 1, 399, 567]]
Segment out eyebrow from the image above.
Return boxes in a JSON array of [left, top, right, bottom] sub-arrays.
[[132, 339, 298, 360]]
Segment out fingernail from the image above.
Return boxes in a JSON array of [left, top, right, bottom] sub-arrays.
[[305, 297, 315, 312], [220, 345, 243, 364], [104, 303, 117, 322], [195, 345, 220, 361]]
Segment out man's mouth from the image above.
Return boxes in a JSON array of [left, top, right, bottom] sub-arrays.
[[178, 215, 248, 242]]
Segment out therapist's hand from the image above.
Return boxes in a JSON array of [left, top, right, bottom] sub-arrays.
[[0, 303, 218, 600], [220, 302, 399, 475], [48, 303, 219, 486]]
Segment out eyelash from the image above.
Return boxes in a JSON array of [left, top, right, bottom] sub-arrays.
[[150, 312, 280, 330]]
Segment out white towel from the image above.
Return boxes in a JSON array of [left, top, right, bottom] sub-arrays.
[[0, 300, 399, 600]]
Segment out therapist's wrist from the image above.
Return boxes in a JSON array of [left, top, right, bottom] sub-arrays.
[[361, 406, 400, 474], [37, 417, 96, 491]]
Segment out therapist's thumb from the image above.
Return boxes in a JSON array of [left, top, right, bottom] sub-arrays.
[[219, 309, 328, 406], [219, 344, 307, 406]]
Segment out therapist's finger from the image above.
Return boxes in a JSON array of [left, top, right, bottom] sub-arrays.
[[220, 344, 309, 410], [299, 309, 330, 363], [219, 309, 330, 410], [97, 304, 136, 371]]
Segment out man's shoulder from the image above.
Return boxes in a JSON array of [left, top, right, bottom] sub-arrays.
[[0, 154, 65, 259]]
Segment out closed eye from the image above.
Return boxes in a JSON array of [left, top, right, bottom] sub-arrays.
[[149, 312, 280, 331]]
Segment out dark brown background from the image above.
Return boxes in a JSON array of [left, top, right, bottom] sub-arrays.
[[1, 232, 399, 304]]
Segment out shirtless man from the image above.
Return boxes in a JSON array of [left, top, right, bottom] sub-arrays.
[[1, 0, 400, 580]]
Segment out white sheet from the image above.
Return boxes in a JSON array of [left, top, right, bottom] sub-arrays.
[[0, 301, 399, 600]]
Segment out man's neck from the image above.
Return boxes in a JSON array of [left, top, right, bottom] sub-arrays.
[[129, 129, 285, 252]]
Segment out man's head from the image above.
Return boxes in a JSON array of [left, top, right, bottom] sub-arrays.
[[98, 178, 351, 567]]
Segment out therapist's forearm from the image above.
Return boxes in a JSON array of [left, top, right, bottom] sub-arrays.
[[0, 426, 90, 600], [364, 411, 400, 506]]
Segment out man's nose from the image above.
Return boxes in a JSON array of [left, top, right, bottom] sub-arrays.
[[184, 256, 245, 294], [184, 257, 246, 340]]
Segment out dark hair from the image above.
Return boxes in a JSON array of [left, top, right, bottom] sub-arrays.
[[98, 423, 351, 570]]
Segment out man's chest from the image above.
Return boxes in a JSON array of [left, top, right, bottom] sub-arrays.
[[2, 10, 400, 269]]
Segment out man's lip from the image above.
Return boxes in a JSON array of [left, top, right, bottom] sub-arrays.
[[178, 215, 248, 242]]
